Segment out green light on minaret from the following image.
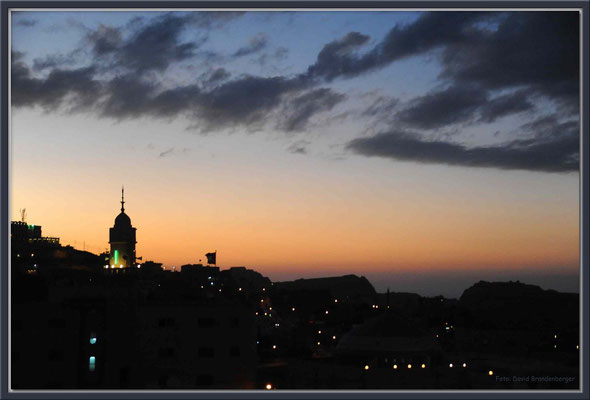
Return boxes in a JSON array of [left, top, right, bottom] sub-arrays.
[[114, 250, 119, 265]]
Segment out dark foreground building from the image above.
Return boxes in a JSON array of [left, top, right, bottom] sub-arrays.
[[11, 262, 258, 389]]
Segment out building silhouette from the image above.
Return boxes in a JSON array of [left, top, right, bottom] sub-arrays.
[[9, 192, 580, 390], [109, 187, 136, 269]]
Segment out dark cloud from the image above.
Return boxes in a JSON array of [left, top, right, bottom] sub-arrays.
[[440, 12, 579, 113], [199, 68, 231, 88], [85, 12, 243, 75], [519, 114, 579, 141], [11, 50, 25, 62], [306, 13, 488, 81], [306, 31, 371, 81], [11, 59, 100, 110], [287, 140, 311, 154], [478, 89, 534, 123], [12, 52, 312, 132], [191, 75, 309, 131], [361, 95, 399, 118], [86, 24, 123, 56], [396, 84, 488, 129], [95, 73, 310, 131], [14, 18, 37, 27], [307, 11, 578, 118], [233, 34, 267, 58], [394, 85, 536, 130], [159, 147, 175, 157], [279, 88, 346, 132], [347, 130, 578, 173], [99, 74, 156, 119], [148, 84, 201, 118], [118, 14, 198, 73], [32, 52, 79, 71], [206, 68, 231, 83]]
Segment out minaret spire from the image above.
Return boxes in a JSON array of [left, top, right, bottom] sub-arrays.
[[121, 186, 125, 212]]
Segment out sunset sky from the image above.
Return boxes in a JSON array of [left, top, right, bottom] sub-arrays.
[[10, 10, 580, 297]]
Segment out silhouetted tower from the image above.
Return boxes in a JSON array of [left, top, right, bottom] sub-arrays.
[[108, 187, 136, 269]]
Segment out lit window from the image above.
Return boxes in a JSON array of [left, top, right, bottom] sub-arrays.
[[89, 333, 97, 345], [89, 356, 96, 371]]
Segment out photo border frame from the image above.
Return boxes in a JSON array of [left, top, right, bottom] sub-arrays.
[[0, 1, 588, 399]]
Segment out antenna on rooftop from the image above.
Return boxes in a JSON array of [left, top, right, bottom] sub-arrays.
[[20, 208, 26, 223]]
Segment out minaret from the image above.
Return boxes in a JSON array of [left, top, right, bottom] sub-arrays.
[[121, 186, 125, 212], [108, 186, 137, 269]]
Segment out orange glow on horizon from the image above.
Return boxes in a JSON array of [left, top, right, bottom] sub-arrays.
[[10, 117, 579, 288], [10, 178, 579, 279]]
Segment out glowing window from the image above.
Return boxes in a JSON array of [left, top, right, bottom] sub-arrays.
[[89, 333, 97, 345], [114, 250, 119, 265], [89, 356, 96, 371]]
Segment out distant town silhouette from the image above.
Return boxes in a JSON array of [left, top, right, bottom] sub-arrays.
[[10, 191, 579, 390]]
